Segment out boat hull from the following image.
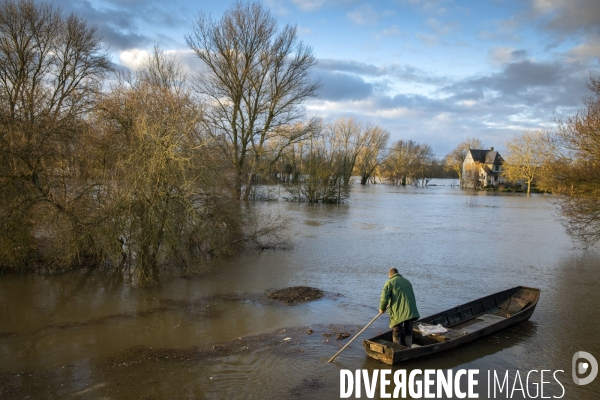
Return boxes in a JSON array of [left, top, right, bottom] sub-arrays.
[[363, 286, 540, 365]]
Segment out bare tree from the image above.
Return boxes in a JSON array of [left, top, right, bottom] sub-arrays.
[[283, 119, 351, 203], [186, 1, 320, 200], [326, 117, 365, 185], [415, 143, 435, 186], [355, 125, 390, 184], [383, 139, 420, 185], [502, 130, 548, 195], [94, 51, 202, 283], [0, 0, 110, 268], [445, 138, 484, 188], [250, 120, 319, 188]]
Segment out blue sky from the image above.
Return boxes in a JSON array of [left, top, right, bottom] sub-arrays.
[[51, 0, 600, 156]]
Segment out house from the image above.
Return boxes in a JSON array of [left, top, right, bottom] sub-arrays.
[[462, 147, 504, 189]]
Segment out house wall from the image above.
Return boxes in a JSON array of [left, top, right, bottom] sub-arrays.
[[462, 156, 481, 189], [462, 153, 473, 188], [462, 150, 504, 189]]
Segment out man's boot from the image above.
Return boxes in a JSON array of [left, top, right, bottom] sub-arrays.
[[405, 333, 413, 348], [392, 326, 400, 343]]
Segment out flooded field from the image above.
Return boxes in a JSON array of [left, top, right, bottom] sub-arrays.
[[1, 181, 599, 399]]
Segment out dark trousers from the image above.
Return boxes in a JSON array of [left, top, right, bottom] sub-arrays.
[[392, 319, 415, 347]]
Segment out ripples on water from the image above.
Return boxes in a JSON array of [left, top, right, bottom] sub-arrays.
[[1, 181, 599, 398]]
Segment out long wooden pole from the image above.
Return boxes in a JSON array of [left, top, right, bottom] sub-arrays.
[[327, 311, 383, 363]]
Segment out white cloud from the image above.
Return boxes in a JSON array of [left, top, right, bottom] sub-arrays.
[[457, 100, 477, 107], [373, 107, 419, 119], [291, 0, 326, 12], [488, 47, 527, 66], [489, 47, 515, 65], [263, 0, 289, 15], [402, 0, 452, 14], [347, 4, 379, 25], [425, 18, 458, 35], [432, 112, 453, 122], [305, 98, 421, 121], [374, 25, 403, 41], [119, 48, 204, 76], [119, 49, 150, 70]]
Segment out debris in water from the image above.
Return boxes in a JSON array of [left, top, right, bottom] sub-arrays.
[[266, 286, 324, 305]]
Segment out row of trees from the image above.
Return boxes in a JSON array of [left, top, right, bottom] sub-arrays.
[[252, 118, 456, 203]]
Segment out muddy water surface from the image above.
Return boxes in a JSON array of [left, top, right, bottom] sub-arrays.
[[1, 181, 600, 399]]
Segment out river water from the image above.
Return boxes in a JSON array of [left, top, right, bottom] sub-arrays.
[[1, 181, 599, 399]]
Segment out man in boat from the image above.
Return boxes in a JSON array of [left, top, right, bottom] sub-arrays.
[[379, 268, 420, 347]]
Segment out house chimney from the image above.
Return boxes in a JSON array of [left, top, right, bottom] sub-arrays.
[[490, 147, 494, 151]]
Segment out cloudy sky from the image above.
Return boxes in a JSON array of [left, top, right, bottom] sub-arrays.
[[50, 0, 600, 155]]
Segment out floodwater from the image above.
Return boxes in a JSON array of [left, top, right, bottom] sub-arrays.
[[1, 181, 600, 399]]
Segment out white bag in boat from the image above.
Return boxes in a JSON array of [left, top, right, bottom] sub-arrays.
[[418, 323, 448, 336]]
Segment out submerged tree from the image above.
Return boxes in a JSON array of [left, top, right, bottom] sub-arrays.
[[414, 143, 436, 186], [326, 117, 365, 186], [383, 139, 423, 185], [502, 131, 548, 195], [355, 125, 390, 185], [186, 1, 320, 200], [542, 77, 600, 246], [0, 0, 111, 269], [93, 49, 247, 284], [284, 119, 349, 203]]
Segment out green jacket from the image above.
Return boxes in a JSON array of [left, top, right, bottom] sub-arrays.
[[379, 273, 420, 328]]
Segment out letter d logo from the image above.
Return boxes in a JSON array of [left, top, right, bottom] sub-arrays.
[[572, 351, 598, 385]]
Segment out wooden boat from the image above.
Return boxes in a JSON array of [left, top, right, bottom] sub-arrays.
[[363, 286, 540, 365]]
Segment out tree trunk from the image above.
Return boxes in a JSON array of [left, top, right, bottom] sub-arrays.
[[234, 171, 244, 200], [360, 174, 368, 185]]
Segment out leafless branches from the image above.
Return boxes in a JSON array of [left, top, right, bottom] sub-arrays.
[[0, 0, 111, 268], [542, 76, 600, 246], [186, 1, 320, 200], [382, 139, 435, 185], [356, 125, 390, 185]]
